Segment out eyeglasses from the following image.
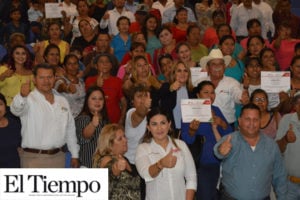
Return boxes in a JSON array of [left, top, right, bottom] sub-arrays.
[[254, 97, 266, 102]]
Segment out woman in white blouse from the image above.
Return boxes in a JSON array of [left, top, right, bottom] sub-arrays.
[[135, 107, 197, 200]]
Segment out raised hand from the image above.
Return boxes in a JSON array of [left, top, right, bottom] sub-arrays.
[[102, 11, 109, 20], [116, 154, 127, 172], [91, 110, 101, 127], [68, 83, 77, 94], [189, 119, 200, 136], [143, 92, 152, 109], [160, 149, 177, 168], [20, 79, 31, 97], [97, 72, 104, 87], [170, 81, 181, 92], [1, 68, 14, 80], [285, 124, 296, 143], [218, 135, 232, 156]]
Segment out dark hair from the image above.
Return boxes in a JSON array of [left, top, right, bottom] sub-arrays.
[[47, 21, 61, 33], [247, 35, 265, 49], [141, 14, 160, 42], [290, 55, 300, 66], [117, 16, 131, 27], [10, 7, 21, 15], [173, 7, 188, 24], [212, 10, 225, 19], [43, 43, 60, 63], [78, 19, 91, 33], [175, 42, 191, 54], [244, 56, 262, 68], [240, 103, 261, 117], [246, 18, 261, 30], [0, 93, 7, 107], [158, 53, 173, 68], [33, 63, 55, 77], [193, 80, 215, 95], [259, 47, 275, 61], [130, 42, 146, 52], [187, 24, 201, 36], [157, 26, 172, 38], [79, 86, 109, 120], [219, 35, 235, 45], [294, 42, 300, 52], [142, 107, 178, 148], [250, 88, 269, 104], [128, 83, 149, 101], [63, 54, 79, 66], [216, 24, 232, 35], [8, 45, 33, 71]]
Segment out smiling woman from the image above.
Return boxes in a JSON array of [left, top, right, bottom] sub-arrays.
[[0, 45, 34, 105]]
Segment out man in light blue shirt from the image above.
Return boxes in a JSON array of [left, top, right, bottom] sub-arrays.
[[214, 103, 287, 200], [276, 92, 300, 200], [162, 0, 196, 25]]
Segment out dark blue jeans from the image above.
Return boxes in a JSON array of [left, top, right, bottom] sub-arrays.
[[196, 163, 220, 200]]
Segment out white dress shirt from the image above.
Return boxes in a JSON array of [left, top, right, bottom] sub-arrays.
[[135, 137, 197, 200], [99, 8, 135, 36], [152, 0, 174, 17], [10, 89, 79, 158], [252, 1, 275, 38]]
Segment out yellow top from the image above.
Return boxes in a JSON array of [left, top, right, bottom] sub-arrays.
[[0, 66, 34, 106], [44, 40, 69, 64]]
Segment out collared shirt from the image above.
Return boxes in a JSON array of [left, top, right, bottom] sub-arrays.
[[181, 105, 232, 164], [124, 108, 147, 164], [100, 8, 135, 36], [214, 132, 288, 200], [10, 89, 79, 158], [135, 137, 197, 200], [152, 0, 174, 17], [276, 113, 300, 178], [196, 76, 242, 124], [162, 5, 196, 24], [230, 5, 264, 37], [252, 1, 275, 38]]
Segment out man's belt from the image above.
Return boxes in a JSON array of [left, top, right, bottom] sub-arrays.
[[289, 176, 300, 184], [23, 147, 62, 155]]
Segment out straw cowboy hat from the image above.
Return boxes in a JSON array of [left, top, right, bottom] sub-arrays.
[[200, 48, 232, 68]]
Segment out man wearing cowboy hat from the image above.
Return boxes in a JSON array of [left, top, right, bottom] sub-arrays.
[[196, 48, 249, 128]]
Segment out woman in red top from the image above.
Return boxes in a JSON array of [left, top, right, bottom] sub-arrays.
[[85, 53, 127, 124], [171, 7, 189, 43]]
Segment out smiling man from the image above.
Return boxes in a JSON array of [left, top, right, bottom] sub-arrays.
[[214, 103, 288, 200], [10, 63, 79, 168]]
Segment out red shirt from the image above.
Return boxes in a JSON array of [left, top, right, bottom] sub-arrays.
[[85, 76, 124, 123]]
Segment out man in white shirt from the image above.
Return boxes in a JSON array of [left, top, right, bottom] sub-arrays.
[[100, 0, 135, 36], [197, 49, 249, 126], [152, 0, 174, 18], [10, 63, 79, 168], [252, 0, 275, 39]]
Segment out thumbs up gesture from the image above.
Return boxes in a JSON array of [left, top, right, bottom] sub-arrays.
[[218, 135, 232, 156], [97, 72, 104, 87], [91, 110, 101, 127], [161, 149, 177, 168], [285, 124, 296, 143], [20, 79, 31, 97], [116, 154, 127, 172]]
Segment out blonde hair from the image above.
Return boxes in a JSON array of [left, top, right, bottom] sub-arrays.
[[131, 55, 151, 81], [170, 61, 194, 92], [92, 124, 124, 168]]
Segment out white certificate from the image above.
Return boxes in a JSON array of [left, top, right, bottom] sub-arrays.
[[261, 71, 290, 93], [190, 67, 208, 86], [181, 99, 212, 123], [45, 3, 63, 19]]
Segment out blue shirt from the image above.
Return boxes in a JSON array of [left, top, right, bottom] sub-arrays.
[[111, 33, 131, 62], [214, 131, 287, 200], [181, 105, 232, 164]]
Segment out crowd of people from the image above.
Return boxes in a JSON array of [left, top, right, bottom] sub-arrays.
[[0, 0, 300, 199]]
